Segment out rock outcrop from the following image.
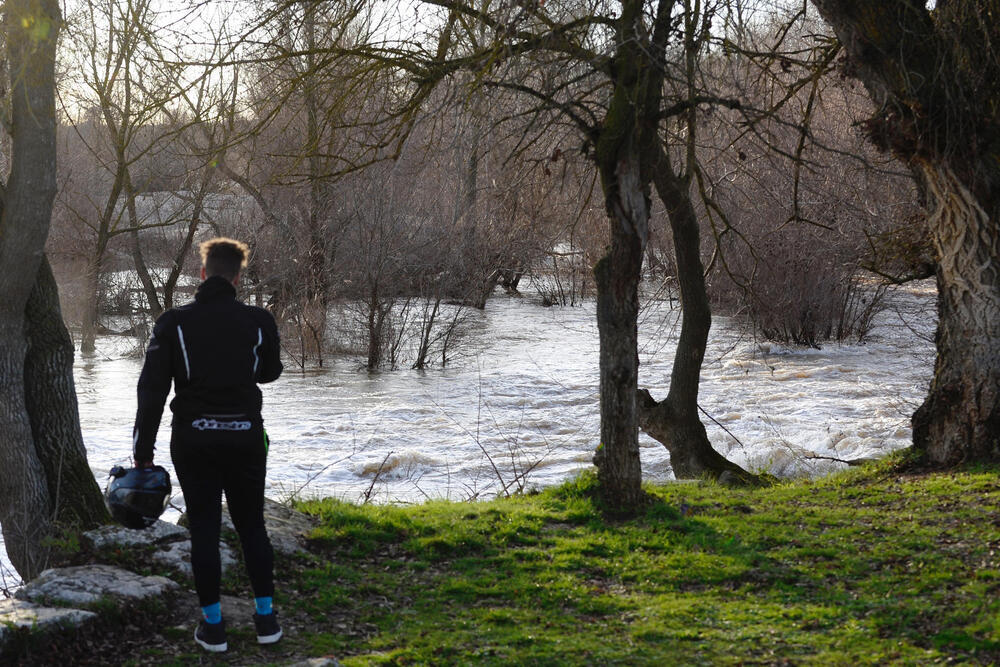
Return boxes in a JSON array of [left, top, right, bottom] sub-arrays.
[[0, 565, 177, 658], [0, 599, 97, 644], [0, 499, 319, 662], [83, 520, 189, 550], [16, 564, 178, 607]]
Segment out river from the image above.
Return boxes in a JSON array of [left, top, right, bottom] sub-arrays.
[[0, 281, 936, 585]]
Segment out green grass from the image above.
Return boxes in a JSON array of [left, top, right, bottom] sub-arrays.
[[285, 459, 1000, 665]]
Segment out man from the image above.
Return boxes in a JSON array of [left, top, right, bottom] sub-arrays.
[[132, 238, 284, 653]]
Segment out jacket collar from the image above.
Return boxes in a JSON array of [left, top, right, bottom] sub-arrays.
[[194, 275, 238, 304]]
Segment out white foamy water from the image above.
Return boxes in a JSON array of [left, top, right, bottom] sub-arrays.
[[0, 281, 936, 583]]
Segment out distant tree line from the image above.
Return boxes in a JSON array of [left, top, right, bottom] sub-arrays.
[[47, 1, 919, 371]]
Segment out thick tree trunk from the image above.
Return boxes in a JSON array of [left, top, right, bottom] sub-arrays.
[[592, 148, 647, 512], [641, 166, 761, 485], [24, 255, 109, 528], [0, 0, 63, 578], [810, 0, 1000, 466], [587, 0, 677, 511], [637, 390, 760, 484], [0, 325, 54, 578], [593, 244, 644, 510], [911, 165, 1000, 464]]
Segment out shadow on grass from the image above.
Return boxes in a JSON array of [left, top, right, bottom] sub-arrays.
[[295, 469, 1000, 663]]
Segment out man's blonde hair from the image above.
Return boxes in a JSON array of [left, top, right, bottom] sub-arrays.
[[199, 237, 249, 281]]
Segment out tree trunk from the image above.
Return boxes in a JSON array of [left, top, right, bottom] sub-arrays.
[[810, 0, 1000, 465], [81, 168, 123, 352], [163, 184, 208, 312], [125, 173, 163, 319], [640, 165, 762, 485], [593, 233, 644, 511], [366, 290, 385, 369], [303, 4, 331, 364], [413, 297, 440, 370], [79, 249, 104, 353], [24, 255, 109, 528], [130, 229, 162, 318], [0, 325, 53, 579], [587, 0, 677, 512], [0, 0, 63, 579], [591, 143, 648, 512], [471, 269, 500, 310], [911, 165, 1000, 464]]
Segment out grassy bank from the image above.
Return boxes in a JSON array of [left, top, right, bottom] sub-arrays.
[[111, 457, 1000, 665], [281, 458, 1000, 665]]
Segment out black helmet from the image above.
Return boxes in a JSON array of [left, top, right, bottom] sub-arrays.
[[105, 465, 172, 529]]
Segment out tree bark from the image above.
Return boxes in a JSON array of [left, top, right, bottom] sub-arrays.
[[24, 255, 109, 528], [911, 165, 1000, 464], [0, 0, 64, 578], [593, 221, 645, 511], [810, 0, 1000, 465], [0, 325, 53, 579]]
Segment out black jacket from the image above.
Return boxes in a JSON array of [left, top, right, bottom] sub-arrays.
[[133, 276, 283, 462]]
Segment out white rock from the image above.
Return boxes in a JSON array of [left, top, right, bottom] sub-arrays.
[[0, 598, 96, 642], [218, 498, 314, 556], [152, 540, 237, 578], [83, 520, 188, 549], [262, 498, 316, 556], [15, 565, 178, 606]]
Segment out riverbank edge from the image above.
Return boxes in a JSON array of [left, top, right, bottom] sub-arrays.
[[6, 454, 1000, 664]]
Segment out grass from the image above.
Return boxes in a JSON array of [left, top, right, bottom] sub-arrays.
[[273, 457, 1000, 665], [71, 454, 999, 665]]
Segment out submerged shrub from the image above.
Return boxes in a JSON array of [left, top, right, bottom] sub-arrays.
[[709, 228, 888, 347]]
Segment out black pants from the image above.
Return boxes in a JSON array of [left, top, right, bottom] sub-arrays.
[[171, 423, 274, 607]]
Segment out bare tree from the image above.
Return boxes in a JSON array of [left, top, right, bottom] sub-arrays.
[[696, 38, 919, 346], [291, 0, 782, 507], [126, 30, 250, 321], [59, 0, 180, 352], [208, 1, 359, 364]]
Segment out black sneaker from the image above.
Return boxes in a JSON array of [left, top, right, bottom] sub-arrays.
[[253, 612, 282, 644], [194, 618, 227, 652]]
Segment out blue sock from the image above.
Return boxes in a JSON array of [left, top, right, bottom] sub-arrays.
[[255, 596, 273, 616], [201, 602, 222, 624]]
